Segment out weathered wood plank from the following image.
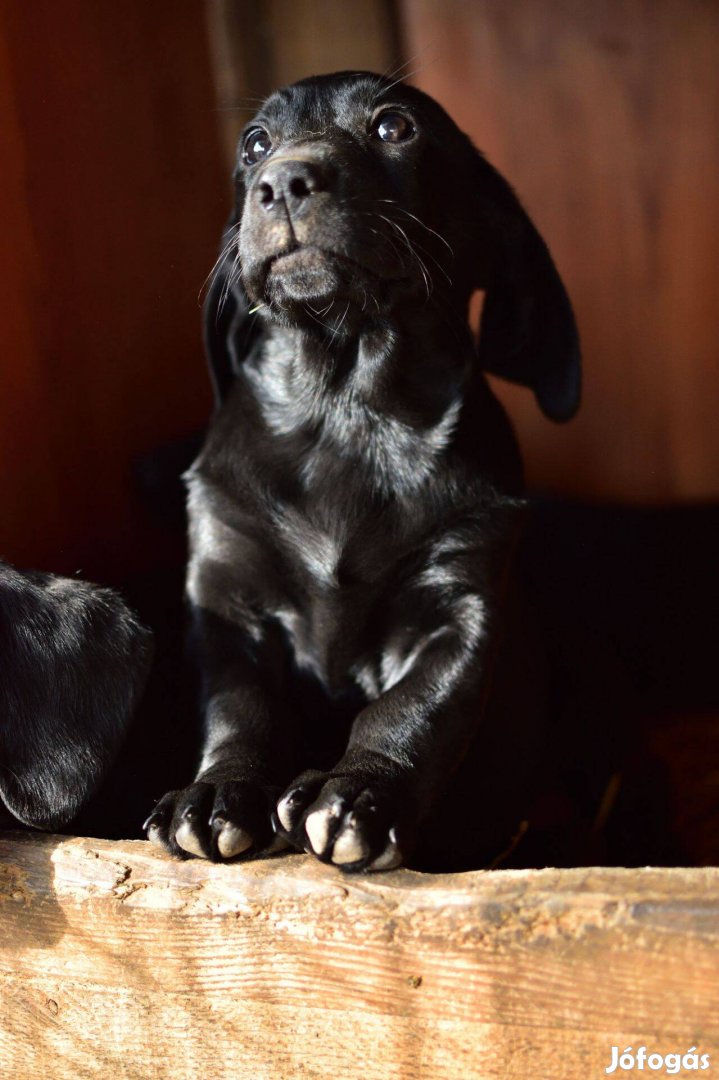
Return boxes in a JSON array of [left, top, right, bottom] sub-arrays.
[[1, 832, 718, 1078]]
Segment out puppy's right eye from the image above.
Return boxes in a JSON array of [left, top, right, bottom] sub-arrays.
[[242, 129, 273, 166], [370, 111, 415, 143]]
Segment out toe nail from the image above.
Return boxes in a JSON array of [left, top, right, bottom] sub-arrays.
[[175, 821, 207, 859], [146, 825, 164, 850], [216, 824, 253, 859], [305, 806, 341, 856], [369, 832, 402, 871], [331, 821, 369, 865], [276, 793, 297, 832]]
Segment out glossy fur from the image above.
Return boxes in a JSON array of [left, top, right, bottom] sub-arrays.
[[0, 562, 152, 831], [145, 72, 581, 871]]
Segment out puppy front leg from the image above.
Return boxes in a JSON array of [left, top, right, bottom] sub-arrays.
[[275, 590, 492, 871], [145, 606, 296, 861]]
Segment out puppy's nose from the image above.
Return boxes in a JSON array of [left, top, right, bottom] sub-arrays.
[[256, 159, 330, 215]]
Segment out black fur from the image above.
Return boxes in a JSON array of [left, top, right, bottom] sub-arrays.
[[145, 71, 581, 871], [0, 562, 152, 831]]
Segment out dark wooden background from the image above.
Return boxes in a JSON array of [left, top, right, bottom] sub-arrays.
[[399, 0, 719, 504], [0, 1, 225, 575]]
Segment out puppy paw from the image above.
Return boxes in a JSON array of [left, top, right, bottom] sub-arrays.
[[144, 779, 289, 862], [274, 769, 409, 872]]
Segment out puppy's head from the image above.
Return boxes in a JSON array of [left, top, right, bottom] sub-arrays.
[[206, 71, 580, 421]]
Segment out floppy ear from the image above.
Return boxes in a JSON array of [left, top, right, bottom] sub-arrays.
[[0, 565, 152, 831], [203, 209, 259, 406], [472, 155, 581, 422]]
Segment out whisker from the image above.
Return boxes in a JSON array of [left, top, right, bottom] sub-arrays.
[[217, 248, 242, 317], [303, 304, 335, 337], [213, 93, 268, 109], [362, 221, 407, 267], [377, 201, 455, 255], [373, 213, 452, 285], [336, 300, 351, 336], [379, 48, 433, 86], [380, 55, 439, 96], [368, 205, 453, 287], [198, 224, 241, 305], [402, 235, 453, 286], [375, 213, 434, 299]]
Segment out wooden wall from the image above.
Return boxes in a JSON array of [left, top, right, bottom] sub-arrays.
[[0, 1, 226, 575], [399, 0, 719, 502]]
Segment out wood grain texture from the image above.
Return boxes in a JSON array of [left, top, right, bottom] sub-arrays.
[[1, 832, 718, 1078], [399, 0, 719, 502]]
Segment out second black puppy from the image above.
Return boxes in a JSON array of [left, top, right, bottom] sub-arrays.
[[145, 72, 580, 871], [0, 562, 152, 832]]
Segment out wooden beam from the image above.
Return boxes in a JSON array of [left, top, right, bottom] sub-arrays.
[[1, 832, 718, 1077]]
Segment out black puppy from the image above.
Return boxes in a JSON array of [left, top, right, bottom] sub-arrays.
[[145, 71, 580, 871], [0, 562, 152, 831]]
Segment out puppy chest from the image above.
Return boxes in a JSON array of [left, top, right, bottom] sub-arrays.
[[272, 506, 348, 589], [188, 474, 427, 691], [269, 511, 396, 687]]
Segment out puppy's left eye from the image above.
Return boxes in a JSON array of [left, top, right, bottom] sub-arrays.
[[371, 112, 415, 143], [242, 128, 273, 166]]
